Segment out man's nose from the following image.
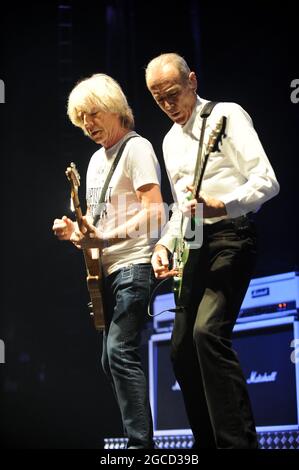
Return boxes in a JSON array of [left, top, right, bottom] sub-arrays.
[[163, 99, 173, 111], [83, 114, 93, 129]]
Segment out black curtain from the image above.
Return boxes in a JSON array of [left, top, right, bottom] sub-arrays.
[[0, 0, 298, 449]]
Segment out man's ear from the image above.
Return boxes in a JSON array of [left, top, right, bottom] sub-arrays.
[[189, 71, 197, 92]]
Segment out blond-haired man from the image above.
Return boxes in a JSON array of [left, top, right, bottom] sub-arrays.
[[53, 73, 164, 449]]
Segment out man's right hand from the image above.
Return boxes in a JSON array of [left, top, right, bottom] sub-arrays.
[[151, 244, 178, 279], [52, 216, 75, 241]]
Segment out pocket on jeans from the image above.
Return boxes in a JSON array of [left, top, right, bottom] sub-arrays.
[[119, 265, 134, 284]]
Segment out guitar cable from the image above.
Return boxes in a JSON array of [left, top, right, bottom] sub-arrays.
[[147, 276, 181, 320]]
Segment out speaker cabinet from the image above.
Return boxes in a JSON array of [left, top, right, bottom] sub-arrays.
[[148, 316, 299, 434]]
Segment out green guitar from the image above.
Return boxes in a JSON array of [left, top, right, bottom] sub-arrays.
[[172, 116, 227, 307]]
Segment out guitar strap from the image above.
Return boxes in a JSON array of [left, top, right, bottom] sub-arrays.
[[93, 134, 138, 226]]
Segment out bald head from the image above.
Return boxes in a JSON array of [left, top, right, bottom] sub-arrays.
[[145, 53, 191, 87]]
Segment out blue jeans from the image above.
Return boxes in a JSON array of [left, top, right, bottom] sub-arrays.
[[102, 263, 154, 449]]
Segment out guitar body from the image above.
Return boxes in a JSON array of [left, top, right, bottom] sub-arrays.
[[83, 248, 106, 331], [86, 272, 105, 331], [172, 215, 202, 309], [174, 246, 202, 310], [66, 163, 106, 331], [173, 238, 190, 306]]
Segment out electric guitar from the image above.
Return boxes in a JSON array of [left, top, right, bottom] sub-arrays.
[[66, 162, 106, 331], [172, 116, 227, 307]]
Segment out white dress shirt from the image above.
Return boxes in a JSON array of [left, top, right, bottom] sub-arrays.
[[159, 96, 280, 252]]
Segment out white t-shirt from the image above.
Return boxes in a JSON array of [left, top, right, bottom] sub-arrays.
[[86, 131, 161, 276]]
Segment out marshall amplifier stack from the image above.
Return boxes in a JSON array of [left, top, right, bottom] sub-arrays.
[[153, 271, 299, 332], [149, 271, 299, 449], [237, 271, 299, 323]]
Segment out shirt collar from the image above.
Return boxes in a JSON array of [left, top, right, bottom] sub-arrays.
[[104, 130, 136, 159]]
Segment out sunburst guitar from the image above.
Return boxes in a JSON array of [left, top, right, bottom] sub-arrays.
[[66, 162, 106, 331]]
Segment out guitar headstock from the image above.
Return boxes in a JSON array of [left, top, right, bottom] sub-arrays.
[[65, 162, 81, 188], [207, 116, 227, 154]]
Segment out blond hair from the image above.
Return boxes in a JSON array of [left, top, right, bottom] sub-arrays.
[[145, 53, 191, 85], [67, 73, 134, 130]]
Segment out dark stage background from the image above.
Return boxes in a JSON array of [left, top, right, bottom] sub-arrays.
[[0, 1, 298, 449]]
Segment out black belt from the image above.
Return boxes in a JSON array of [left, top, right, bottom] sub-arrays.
[[203, 213, 254, 234]]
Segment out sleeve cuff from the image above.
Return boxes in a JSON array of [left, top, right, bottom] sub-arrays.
[[221, 196, 247, 219]]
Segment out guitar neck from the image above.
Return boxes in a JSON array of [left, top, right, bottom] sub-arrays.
[[192, 152, 209, 200], [191, 116, 227, 201], [71, 187, 100, 275], [71, 187, 84, 231]]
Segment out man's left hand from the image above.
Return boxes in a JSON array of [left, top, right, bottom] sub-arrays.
[[70, 217, 103, 249]]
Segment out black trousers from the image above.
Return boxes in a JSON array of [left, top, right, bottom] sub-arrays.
[[171, 215, 259, 449]]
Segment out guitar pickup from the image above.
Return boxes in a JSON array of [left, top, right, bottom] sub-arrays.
[[90, 248, 99, 260], [87, 301, 94, 316]]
